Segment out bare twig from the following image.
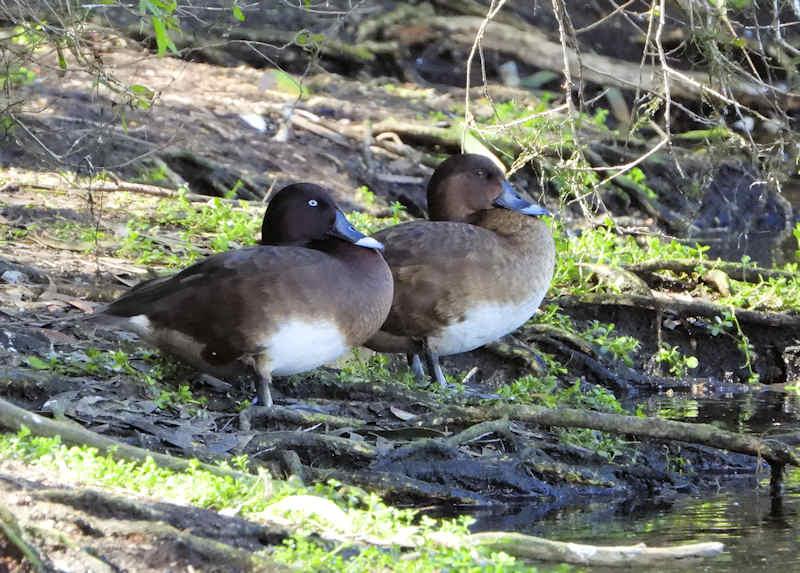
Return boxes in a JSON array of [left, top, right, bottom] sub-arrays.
[[462, 0, 508, 149]]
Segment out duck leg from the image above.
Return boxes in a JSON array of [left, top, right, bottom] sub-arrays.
[[407, 353, 426, 384], [240, 358, 273, 431], [422, 339, 448, 388], [256, 372, 273, 407]]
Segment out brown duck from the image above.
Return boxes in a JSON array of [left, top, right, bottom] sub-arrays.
[[366, 154, 555, 386], [98, 183, 394, 406]]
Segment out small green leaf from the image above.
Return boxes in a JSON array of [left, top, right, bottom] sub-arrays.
[[26, 356, 51, 370], [150, 15, 177, 55], [130, 83, 155, 110], [685, 356, 699, 369], [462, 128, 506, 172], [294, 30, 310, 46], [232, 4, 245, 21], [271, 70, 309, 98]]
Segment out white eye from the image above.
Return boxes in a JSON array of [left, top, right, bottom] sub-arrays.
[[308, 199, 318, 207]]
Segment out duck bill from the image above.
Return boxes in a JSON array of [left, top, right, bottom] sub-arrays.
[[494, 180, 550, 216], [329, 210, 384, 250]]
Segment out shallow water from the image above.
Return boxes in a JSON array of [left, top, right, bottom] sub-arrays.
[[472, 391, 800, 572], [502, 480, 800, 572]]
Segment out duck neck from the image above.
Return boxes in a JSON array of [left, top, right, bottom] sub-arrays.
[[311, 238, 384, 269], [473, 208, 549, 246]]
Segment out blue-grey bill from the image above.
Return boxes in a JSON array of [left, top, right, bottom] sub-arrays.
[[330, 210, 384, 250], [494, 179, 550, 216]]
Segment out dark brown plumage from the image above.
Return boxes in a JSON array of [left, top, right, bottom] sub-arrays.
[[365, 154, 555, 386], [100, 183, 393, 407]]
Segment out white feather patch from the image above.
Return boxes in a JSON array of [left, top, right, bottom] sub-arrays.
[[429, 293, 546, 356], [128, 314, 153, 336], [263, 319, 348, 376]]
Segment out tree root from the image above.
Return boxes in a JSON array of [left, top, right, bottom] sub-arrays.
[[555, 292, 800, 329], [524, 331, 689, 393], [444, 419, 517, 448], [0, 502, 48, 572], [87, 514, 286, 571], [485, 337, 548, 376], [525, 333, 637, 396], [306, 466, 484, 504], [33, 487, 289, 547], [525, 324, 597, 356], [0, 397, 264, 486], [238, 405, 366, 432], [625, 259, 795, 283], [428, 405, 800, 473], [578, 262, 652, 295], [4, 168, 230, 203], [582, 148, 693, 233], [245, 430, 376, 462]]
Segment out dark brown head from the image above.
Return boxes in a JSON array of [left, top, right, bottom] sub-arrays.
[[426, 154, 549, 223], [261, 183, 383, 250]]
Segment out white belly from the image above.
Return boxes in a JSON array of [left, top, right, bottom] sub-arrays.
[[127, 314, 348, 376], [429, 294, 545, 356], [263, 319, 349, 376]]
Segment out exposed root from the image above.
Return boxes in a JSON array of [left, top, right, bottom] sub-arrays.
[[238, 405, 366, 432], [625, 259, 796, 284], [430, 403, 800, 471], [246, 430, 377, 462], [0, 502, 48, 572], [0, 397, 263, 485], [555, 292, 800, 329]]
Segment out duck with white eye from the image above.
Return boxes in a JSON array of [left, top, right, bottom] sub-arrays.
[[95, 183, 394, 413], [307, 197, 382, 249]]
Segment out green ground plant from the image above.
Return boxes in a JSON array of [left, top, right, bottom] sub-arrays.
[[653, 345, 699, 378], [551, 219, 800, 314], [533, 305, 640, 367], [25, 348, 136, 378], [0, 428, 541, 572], [338, 352, 416, 388]]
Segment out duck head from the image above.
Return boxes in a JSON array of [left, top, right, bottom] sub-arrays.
[[261, 183, 383, 250], [426, 154, 550, 223]]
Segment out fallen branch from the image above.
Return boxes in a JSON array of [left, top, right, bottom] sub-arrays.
[[468, 531, 724, 566], [422, 16, 796, 107], [4, 168, 232, 203]]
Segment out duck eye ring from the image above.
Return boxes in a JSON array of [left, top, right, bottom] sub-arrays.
[[308, 199, 318, 207]]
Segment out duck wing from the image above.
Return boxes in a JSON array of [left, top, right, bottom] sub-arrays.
[[102, 246, 335, 364], [373, 221, 503, 340]]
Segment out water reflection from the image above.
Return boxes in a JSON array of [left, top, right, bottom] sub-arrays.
[[468, 393, 800, 572], [633, 389, 800, 434], [471, 485, 800, 572]]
